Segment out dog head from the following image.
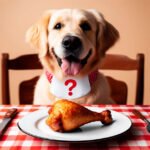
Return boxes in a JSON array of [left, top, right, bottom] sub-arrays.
[[26, 9, 119, 78]]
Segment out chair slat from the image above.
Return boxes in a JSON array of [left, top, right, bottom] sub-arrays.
[[19, 76, 39, 104], [9, 54, 42, 70], [135, 54, 144, 104], [1, 53, 10, 104], [100, 54, 138, 70]]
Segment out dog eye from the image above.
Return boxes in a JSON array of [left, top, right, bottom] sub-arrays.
[[80, 22, 91, 31], [54, 23, 62, 30]]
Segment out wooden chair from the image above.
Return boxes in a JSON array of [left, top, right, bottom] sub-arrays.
[[100, 53, 144, 104], [1, 53, 42, 104], [1, 53, 144, 104]]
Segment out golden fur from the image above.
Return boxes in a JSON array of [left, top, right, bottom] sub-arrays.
[[26, 9, 119, 104]]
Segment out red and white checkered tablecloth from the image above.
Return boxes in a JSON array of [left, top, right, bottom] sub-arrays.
[[0, 105, 150, 150]]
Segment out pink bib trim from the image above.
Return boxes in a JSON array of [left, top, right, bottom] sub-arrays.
[[45, 71, 98, 86]]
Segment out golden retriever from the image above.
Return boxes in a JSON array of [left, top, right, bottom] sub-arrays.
[[26, 9, 119, 104]]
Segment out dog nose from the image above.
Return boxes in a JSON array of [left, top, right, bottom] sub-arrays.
[[62, 35, 82, 52]]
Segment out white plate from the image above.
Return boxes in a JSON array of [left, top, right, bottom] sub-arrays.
[[18, 107, 132, 142]]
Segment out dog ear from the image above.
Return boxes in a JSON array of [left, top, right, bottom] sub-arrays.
[[99, 21, 119, 55], [26, 11, 54, 57], [88, 10, 119, 56]]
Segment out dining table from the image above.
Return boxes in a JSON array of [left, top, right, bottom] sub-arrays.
[[0, 104, 150, 150]]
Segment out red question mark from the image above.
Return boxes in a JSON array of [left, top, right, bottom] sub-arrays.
[[65, 79, 77, 96]]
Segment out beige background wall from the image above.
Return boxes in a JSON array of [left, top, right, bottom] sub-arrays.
[[0, 0, 150, 104]]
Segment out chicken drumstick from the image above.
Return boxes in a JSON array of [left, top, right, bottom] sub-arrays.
[[46, 99, 112, 132]]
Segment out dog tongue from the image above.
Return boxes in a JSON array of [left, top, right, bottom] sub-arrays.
[[61, 59, 82, 75]]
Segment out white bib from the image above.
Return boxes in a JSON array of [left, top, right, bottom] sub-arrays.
[[50, 75, 91, 99]]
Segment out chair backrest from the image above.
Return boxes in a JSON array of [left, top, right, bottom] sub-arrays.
[[1, 53, 144, 104], [1, 53, 42, 104], [100, 53, 144, 104]]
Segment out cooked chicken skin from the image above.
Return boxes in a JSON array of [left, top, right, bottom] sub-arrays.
[[46, 99, 112, 132]]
